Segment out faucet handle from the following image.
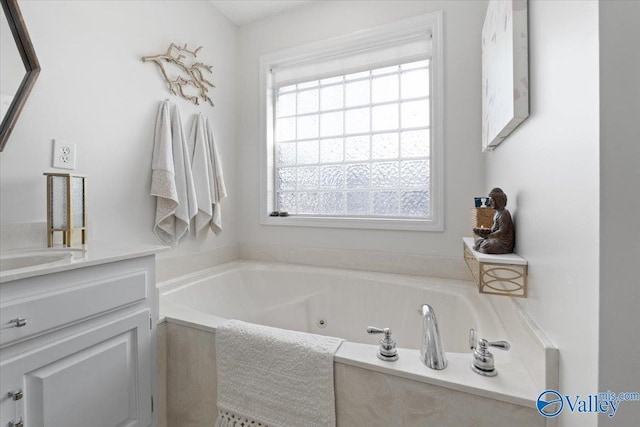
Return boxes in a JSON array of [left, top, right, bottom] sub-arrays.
[[367, 326, 391, 336], [469, 329, 510, 377], [486, 340, 510, 351], [367, 326, 398, 361], [469, 329, 510, 351]]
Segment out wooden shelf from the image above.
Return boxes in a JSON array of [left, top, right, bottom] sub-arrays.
[[463, 238, 528, 298]]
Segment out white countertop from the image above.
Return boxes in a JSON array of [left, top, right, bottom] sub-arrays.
[[0, 242, 169, 283]]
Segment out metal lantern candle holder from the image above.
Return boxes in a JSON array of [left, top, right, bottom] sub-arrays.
[[44, 173, 87, 247]]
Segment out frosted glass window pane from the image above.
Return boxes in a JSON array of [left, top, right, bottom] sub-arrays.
[[373, 191, 399, 216], [51, 176, 68, 228], [401, 100, 429, 128], [320, 165, 344, 189], [297, 140, 319, 164], [277, 167, 296, 190], [345, 136, 370, 161], [372, 162, 399, 188], [277, 142, 296, 166], [276, 92, 296, 117], [320, 85, 344, 111], [372, 75, 399, 103], [346, 164, 370, 189], [372, 133, 399, 160], [320, 111, 343, 137], [400, 130, 430, 158], [401, 60, 429, 70], [347, 191, 369, 215], [320, 192, 345, 214], [345, 80, 370, 107], [297, 89, 319, 114], [271, 57, 433, 220], [297, 115, 319, 139], [401, 69, 429, 99], [276, 117, 296, 142], [279, 84, 296, 93], [277, 192, 297, 213], [372, 104, 398, 131], [320, 138, 343, 163], [72, 177, 85, 227], [297, 166, 319, 189], [298, 80, 319, 89], [345, 70, 370, 81], [321, 76, 344, 85], [345, 108, 370, 134], [372, 65, 399, 75], [298, 192, 319, 213], [400, 160, 430, 187], [401, 190, 430, 217]]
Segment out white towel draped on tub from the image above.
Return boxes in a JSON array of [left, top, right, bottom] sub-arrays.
[[150, 100, 196, 245], [188, 113, 227, 235], [215, 320, 344, 427]]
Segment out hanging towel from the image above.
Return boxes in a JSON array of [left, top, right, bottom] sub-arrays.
[[151, 100, 179, 245], [188, 114, 213, 234], [168, 102, 197, 242], [215, 320, 344, 427], [150, 100, 197, 245], [188, 113, 227, 235], [205, 115, 227, 234]]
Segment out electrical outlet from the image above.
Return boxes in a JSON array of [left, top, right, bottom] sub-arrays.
[[52, 140, 76, 170]]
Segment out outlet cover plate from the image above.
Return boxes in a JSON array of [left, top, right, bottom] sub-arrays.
[[52, 139, 76, 170]]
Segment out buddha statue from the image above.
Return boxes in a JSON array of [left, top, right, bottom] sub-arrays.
[[473, 188, 515, 254]]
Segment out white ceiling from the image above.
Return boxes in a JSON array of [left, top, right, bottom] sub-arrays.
[[210, 1, 317, 26]]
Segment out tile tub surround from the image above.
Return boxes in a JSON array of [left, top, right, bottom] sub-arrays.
[[239, 243, 470, 281], [163, 321, 544, 427], [157, 322, 168, 427], [156, 245, 240, 282]]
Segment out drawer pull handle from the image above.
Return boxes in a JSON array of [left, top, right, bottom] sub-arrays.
[[9, 389, 23, 401], [9, 418, 24, 427], [9, 318, 27, 328]]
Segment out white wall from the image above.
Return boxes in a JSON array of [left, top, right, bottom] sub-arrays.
[[485, 1, 600, 426], [0, 1, 237, 260], [236, 0, 487, 260], [598, 1, 640, 425]]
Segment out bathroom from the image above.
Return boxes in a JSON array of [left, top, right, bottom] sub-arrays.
[[0, 0, 638, 426]]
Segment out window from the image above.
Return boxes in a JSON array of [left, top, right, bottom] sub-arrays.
[[260, 13, 443, 231]]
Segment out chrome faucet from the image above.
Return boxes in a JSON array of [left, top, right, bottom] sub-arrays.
[[418, 304, 447, 370]]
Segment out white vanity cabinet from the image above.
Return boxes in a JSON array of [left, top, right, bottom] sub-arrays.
[[0, 254, 159, 427]]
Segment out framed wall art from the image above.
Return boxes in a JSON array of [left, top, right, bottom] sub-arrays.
[[481, 0, 529, 151]]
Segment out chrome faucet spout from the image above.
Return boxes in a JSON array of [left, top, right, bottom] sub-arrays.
[[418, 304, 447, 370]]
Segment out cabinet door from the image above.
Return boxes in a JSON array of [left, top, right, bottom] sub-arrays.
[[1, 309, 152, 427]]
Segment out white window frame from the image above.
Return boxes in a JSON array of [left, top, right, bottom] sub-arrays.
[[259, 12, 444, 231]]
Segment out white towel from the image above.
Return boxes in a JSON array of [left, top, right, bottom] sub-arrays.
[[188, 114, 213, 234], [215, 320, 344, 427], [188, 113, 227, 235], [168, 103, 197, 242], [151, 100, 178, 245], [150, 100, 197, 245], [205, 115, 227, 234]]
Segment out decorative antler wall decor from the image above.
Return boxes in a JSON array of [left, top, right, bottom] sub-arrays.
[[142, 43, 215, 106]]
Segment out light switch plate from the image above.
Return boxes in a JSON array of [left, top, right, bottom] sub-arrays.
[[52, 140, 76, 170]]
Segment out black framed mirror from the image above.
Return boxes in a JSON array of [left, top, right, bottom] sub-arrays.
[[0, 0, 40, 151]]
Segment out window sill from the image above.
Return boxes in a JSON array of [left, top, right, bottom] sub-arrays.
[[260, 215, 443, 232]]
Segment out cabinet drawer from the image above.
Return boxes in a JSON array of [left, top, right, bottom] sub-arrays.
[[0, 270, 148, 348]]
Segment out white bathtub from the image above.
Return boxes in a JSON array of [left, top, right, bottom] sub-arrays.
[[159, 261, 546, 409]]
